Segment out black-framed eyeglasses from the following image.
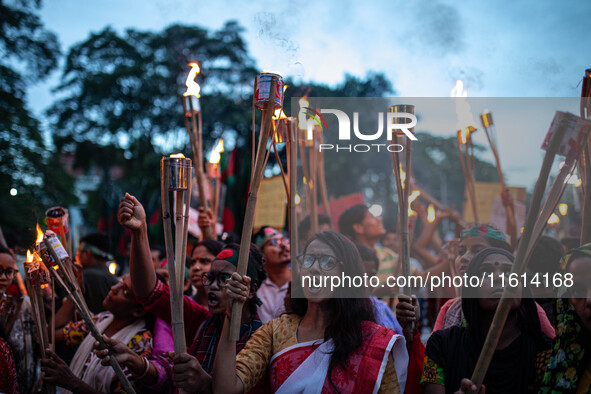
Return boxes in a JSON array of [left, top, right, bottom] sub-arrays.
[[296, 254, 340, 272], [264, 237, 290, 248], [201, 272, 232, 287], [0, 268, 17, 278]]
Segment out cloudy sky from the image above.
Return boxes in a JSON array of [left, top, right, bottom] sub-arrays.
[[28, 0, 591, 187]]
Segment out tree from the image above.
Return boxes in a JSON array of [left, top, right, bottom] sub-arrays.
[[46, 22, 260, 233], [0, 0, 75, 244]]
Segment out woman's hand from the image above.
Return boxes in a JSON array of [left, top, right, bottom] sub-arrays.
[[396, 294, 420, 325], [93, 335, 144, 375], [197, 207, 216, 237], [454, 378, 485, 393], [172, 352, 212, 392], [225, 272, 251, 315], [118, 193, 146, 232], [41, 349, 81, 390]]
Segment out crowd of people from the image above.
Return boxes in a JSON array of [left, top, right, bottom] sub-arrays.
[[0, 191, 589, 393]]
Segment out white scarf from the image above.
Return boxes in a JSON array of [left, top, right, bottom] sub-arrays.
[[63, 312, 146, 394], [275, 334, 407, 394]]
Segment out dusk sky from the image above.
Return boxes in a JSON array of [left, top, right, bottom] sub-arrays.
[[28, 0, 591, 188]]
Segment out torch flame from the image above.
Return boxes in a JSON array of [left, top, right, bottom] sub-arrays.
[[450, 80, 467, 98], [208, 139, 224, 164], [215, 139, 224, 153], [170, 153, 185, 159], [408, 190, 421, 216], [298, 97, 310, 130], [547, 213, 560, 225], [558, 203, 568, 216], [35, 224, 44, 244], [26, 249, 34, 263], [183, 62, 201, 98], [399, 164, 406, 188], [273, 85, 288, 120], [427, 204, 436, 223]]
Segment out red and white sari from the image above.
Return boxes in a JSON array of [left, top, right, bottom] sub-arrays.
[[269, 322, 407, 393]]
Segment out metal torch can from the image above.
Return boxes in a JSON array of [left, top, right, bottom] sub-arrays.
[[45, 207, 69, 234], [163, 156, 192, 191], [254, 72, 284, 110]]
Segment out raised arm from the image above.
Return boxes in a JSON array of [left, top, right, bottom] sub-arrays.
[[212, 272, 251, 394], [118, 193, 156, 298]]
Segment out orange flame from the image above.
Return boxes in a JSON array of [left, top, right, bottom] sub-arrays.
[[183, 62, 201, 98], [427, 204, 436, 223], [215, 139, 224, 153], [170, 153, 185, 159], [408, 190, 421, 216], [35, 224, 44, 244], [547, 213, 560, 225], [26, 249, 34, 263], [273, 85, 288, 120]]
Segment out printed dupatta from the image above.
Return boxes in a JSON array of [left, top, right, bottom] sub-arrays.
[[270, 322, 407, 393]]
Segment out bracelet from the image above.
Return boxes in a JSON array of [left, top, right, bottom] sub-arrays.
[[133, 356, 150, 380]]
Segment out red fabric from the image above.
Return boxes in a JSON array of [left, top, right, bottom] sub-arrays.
[[0, 338, 19, 393], [137, 280, 211, 345], [404, 329, 425, 394], [268, 322, 395, 393]]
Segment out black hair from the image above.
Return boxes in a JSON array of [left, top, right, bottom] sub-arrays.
[[337, 204, 368, 240], [355, 243, 379, 272], [193, 240, 224, 259], [0, 244, 12, 257], [560, 237, 580, 253], [79, 232, 110, 259], [224, 243, 267, 315], [150, 245, 166, 261], [297, 214, 332, 241], [485, 237, 512, 252], [290, 231, 375, 391]]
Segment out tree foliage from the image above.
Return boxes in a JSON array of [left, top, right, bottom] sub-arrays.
[[0, 0, 76, 244]]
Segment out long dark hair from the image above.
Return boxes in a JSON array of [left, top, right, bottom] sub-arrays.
[[290, 231, 375, 391]]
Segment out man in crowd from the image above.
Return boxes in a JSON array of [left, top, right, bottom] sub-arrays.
[[254, 226, 291, 323], [338, 204, 399, 295], [76, 232, 119, 314]]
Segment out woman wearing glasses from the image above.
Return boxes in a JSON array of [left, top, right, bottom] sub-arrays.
[[212, 231, 408, 393], [117, 193, 266, 393], [0, 243, 37, 393]]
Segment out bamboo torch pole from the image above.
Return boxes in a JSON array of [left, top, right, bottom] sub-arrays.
[[580, 68, 591, 244], [161, 155, 192, 357], [228, 76, 280, 340], [389, 104, 415, 344], [480, 112, 517, 243], [182, 62, 214, 240], [457, 128, 479, 223], [469, 111, 591, 392], [289, 119, 299, 256], [39, 235, 135, 394]]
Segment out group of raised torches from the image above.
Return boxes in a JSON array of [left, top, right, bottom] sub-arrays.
[[0, 67, 591, 394]]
